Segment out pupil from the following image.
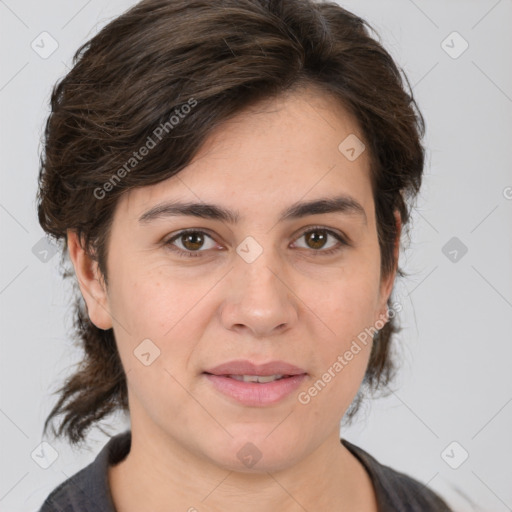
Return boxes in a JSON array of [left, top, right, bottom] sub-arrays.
[[307, 231, 326, 249], [183, 232, 203, 250]]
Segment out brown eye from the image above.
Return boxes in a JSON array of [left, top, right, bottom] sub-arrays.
[[164, 230, 217, 257], [293, 227, 348, 255], [164, 226, 348, 259], [180, 232, 206, 251], [304, 230, 329, 250]]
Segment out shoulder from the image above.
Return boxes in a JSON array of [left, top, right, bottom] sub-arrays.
[[37, 431, 131, 512], [341, 438, 454, 512], [38, 466, 98, 512], [377, 464, 453, 511]]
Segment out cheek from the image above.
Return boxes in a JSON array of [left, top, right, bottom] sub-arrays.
[[313, 262, 381, 343], [302, 262, 381, 397], [106, 262, 219, 389], [106, 267, 209, 425], [107, 260, 201, 339]]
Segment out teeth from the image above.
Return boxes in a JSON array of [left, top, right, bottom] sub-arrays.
[[229, 374, 284, 383]]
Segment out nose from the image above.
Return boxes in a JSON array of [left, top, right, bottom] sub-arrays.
[[220, 248, 299, 338]]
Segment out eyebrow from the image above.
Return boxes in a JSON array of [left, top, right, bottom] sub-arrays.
[[138, 195, 367, 226]]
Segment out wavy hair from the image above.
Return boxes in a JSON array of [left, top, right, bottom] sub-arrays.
[[36, 0, 425, 446]]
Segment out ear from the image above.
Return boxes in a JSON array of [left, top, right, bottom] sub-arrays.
[[376, 210, 402, 323], [66, 229, 113, 330]]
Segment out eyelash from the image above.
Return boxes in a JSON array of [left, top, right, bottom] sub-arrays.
[[163, 226, 349, 259]]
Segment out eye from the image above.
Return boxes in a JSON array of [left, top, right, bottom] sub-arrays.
[[164, 229, 218, 258], [292, 226, 348, 255], [163, 226, 349, 258]]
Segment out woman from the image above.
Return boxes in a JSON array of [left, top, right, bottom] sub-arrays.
[[36, 0, 454, 510]]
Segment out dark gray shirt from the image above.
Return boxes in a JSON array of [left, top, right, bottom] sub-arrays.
[[38, 430, 453, 511]]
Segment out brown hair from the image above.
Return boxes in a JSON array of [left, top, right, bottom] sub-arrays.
[[37, 0, 425, 447]]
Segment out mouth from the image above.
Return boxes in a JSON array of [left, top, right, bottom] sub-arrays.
[[222, 374, 290, 383], [204, 359, 307, 377], [203, 360, 308, 406]]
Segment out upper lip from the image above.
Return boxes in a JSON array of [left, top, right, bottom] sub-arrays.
[[204, 360, 307, 376]]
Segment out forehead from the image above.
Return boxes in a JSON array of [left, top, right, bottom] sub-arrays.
[[115, 87, 373, 224]]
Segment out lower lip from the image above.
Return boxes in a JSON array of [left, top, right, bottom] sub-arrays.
[[204, 373, 307, 406]]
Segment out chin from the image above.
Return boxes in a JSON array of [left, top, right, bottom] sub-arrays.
[[202, 428, 308, 474]]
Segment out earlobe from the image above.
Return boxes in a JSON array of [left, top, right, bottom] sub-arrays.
[[66, 230, 113, 330], [377, 210, 402, 323]]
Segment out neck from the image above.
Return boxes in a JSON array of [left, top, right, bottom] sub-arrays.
[[108, 422, 375, 512]]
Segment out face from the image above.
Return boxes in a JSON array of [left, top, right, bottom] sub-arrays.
[[70, 86, 399, 473]]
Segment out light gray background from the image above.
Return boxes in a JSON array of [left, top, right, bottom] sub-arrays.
[[1, 1, 511, 511]]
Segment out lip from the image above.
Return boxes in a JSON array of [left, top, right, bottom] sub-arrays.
[[203, 359, 308, 407], [204, 359, 307, 376]]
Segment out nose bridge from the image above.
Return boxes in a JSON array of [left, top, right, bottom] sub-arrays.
[[236, 235, 287, 303], [221, 234, 297, 335]]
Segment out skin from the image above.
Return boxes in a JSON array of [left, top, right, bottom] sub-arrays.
[[68, 85, 401, 511]]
